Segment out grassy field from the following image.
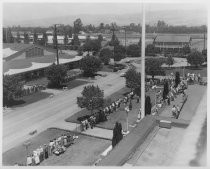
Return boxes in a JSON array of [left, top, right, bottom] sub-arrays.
[[7, 92, 52, 108], [3, 128, 110, 166], [66, 86, 158, 130]]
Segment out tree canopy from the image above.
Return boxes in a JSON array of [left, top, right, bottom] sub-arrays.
[[112, 122, 123, 148], [80, 56, 102, 77], [145, 58, 165, 78], [45, 63, 68, 88], [126, 44, 141, 57], [166, 55, 175, 67], [24, 32, 30, 44], [125, 68, 141, 96], [73, 18, 83, 34], [83, 37, 101, 54], [77, 85, 104, 114], [175, 71, 181, 88], [187, 50, 205, 67], [99, 48, 113, 65], [3, 75, 23, 107]]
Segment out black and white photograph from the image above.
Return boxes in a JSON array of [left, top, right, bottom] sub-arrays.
[[1, 0, 208, 167]]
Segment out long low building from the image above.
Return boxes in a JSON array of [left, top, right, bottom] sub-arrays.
[[3, 43, 82, 79], [154, 35, 192, 53]]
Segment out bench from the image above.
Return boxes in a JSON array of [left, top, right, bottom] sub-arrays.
[[159, 120, 172, 129]]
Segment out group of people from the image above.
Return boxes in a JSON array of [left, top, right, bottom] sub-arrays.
[[186, 73, 201, 83], [14, 84, 46, 99], [26, 134, 78, 166], [171, 105, 180, 119], [79, 91, 135, 132]]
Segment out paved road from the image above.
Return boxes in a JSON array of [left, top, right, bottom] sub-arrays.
[[3, 71, 126, 153]]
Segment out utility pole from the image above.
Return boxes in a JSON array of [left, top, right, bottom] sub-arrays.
[[124, 27, 127, 58], [204, 32, 206, 51], [54, 24, 59, 65], [111, 25, 117, 62], [141, 4, 146, 119]]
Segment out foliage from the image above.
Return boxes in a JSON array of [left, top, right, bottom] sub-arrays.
[[126, 44, 141, 57], [98, 34, 103, 42], [112, 122, 123, 148], [162, 81, 169, 100], [80, 56, 102, 77], [71, 34, 80, 46], [187, 50, 205, 67], [175, 71, 181, 88], [145, 58, 165, 78], [77, 85, 104, 114], [24, 32, 30, 44], [33, 31, 38, 44], [83, 37, 101, 54], [145, 96, 152, 115], [183, 45, 191, 55], [63, 33, 68, 48], [45, 63, 68, 88], [114, 45, 126, 61], [109, 34, 120, 47], [166, 55, 175, 67], [145, 44, 159, 55], [3, 75, 23, 106], [16, 31, 21, 43], [202, 49, 207, 62], [125, 68, 141, 96], [99, 48, 112, 65], [73, 18, 83, 34]]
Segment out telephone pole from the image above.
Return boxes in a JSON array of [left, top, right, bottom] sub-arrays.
[[141, 4, 146, 119]]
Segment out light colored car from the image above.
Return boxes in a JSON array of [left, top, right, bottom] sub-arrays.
[[120, 72, 126, 77]]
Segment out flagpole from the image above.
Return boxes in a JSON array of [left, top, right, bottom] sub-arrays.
[[141, 3, 146, 119]]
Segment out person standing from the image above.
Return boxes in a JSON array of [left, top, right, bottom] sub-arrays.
[[172, 105, 177, 118], [176, 105, 180, 118]]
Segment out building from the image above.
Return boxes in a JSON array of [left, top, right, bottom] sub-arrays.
[[3, 43, 82, 80], [153, 35, 192, 53]]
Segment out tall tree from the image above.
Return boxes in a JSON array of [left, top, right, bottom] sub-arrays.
[[162, 81, 169, 100], [16, 31, 21, 43], [99, 48, 112, 65], [24, 32, 30, 44], [33, 31, 38, 44], [175, 72, 181, 88], [42, 32, 48, 46], [126, 44, 141, 57], [112, 122, 123, 148], [3, 75, 23, 107], [145, 58, 165, 79], [145, 96, 152, 116], [72, 34, 80, 47], [74, 18, 83, 34], [45, 63, 67, 88], [125, 68, 141, 96], [80, 56, 102, 77], [63, 33, 68, 49], [166, 55, 174, 68], [187, 50, 205, 67], [77, 85, 104, 114]]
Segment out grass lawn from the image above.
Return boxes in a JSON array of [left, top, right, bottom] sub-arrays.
[[7, 92, 52, 108], [65, 86, 159, 130], [3, 128, 111, 166], [164, 66, 207, 77], [65, 79, 89, 90]]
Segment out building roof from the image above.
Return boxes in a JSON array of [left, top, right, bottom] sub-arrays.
[[155, 35, 191, 43], [3, 54, 82, 75]]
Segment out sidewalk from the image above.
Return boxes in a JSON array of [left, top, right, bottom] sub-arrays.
[[53, 121, 113, 140]]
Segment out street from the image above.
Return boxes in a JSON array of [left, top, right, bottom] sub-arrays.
[[3, 71, 126, 153]]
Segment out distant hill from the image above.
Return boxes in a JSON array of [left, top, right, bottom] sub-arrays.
[[3, 10, 207, 27]]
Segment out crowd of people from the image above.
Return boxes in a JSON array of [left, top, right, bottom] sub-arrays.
[[24, 134, 78, 166], [14, 84, 46, 99], [79, 91, 135, 132]]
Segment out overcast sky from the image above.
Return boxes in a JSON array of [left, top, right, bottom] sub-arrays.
[[3, 3, 207, 22]]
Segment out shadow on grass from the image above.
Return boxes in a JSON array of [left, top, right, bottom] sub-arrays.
[[7, 92, 53, 108]]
